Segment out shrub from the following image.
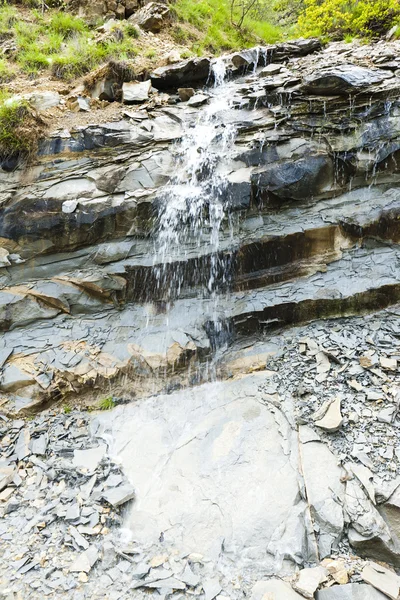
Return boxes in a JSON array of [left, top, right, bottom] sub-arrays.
[[298, 0, 400, 38], [124, 23, 140, 38]]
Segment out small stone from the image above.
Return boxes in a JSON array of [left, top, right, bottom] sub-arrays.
[[62, 200, 78, 214], [73, 445, 107, 471], [15, 428, 31, 460], [69, 527, 89, 550], [380, 356, 397, 371], [65, 502, 80, 521], [315, 397, 343, 432], [360, 356, 373, 368], [203, 578, 222, 600], [78, 572, 88, 583], [259, 63, 282, 76], [102, 484, 135, 507], [178, 88, 195, 101], [179, 563, 200, 587], [0, 487, 14, 502], [0, 248, 11, 267], [188, 94, 209, 107], [69, 546, 99, 574], [348, 379, 363, 392], [0, 466, 16, 492], [150, 554, 168, 568], [122, 80, 152, 104], [292, 566, 328, 598]]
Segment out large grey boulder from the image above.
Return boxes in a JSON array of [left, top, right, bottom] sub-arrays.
[[129, 2, 170, 32], [151, 57, 211, 90], [302, 65, 392, 95], [94, 373, 316, 572]]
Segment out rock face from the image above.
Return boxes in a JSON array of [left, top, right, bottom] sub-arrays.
[[2, 37, 400, 599]]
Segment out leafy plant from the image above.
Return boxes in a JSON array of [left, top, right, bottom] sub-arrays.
[[98, 396, 116, 410]]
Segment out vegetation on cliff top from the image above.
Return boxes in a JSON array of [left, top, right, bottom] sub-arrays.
[[0, 92, 46, 161], [297, 0, 400, 39]]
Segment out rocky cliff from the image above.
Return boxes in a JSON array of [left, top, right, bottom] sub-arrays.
[[2, 38, 400, 600]]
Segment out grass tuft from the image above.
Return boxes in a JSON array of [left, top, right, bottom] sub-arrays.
[[0, 92, 46, 162], [98, 396, 116, 410]]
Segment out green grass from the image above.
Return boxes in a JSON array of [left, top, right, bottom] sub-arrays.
[[98, 396, 116, 410], [0, 91, 44, 160], [0, 4, 138, 79], [0, 59, 15, 83], [172, 0, 282, 53], [49, 12, 88, 36]]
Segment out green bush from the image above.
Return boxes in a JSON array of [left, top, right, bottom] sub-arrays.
[[298, 0, 400, 38]]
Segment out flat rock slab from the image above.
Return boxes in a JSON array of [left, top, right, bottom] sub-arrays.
[[94, 372, 313, 575], [122, 80, 152, 104], [251, 579, 304, 599], [316, 583, 388, 599], [302, 65, 392, 95], [73, 445, 107, 471]]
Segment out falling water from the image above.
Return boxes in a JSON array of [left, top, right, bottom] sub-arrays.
[[153, 58, 237, 306]]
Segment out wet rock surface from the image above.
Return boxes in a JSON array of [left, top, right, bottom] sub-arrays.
[[2, 37, 400, 599]]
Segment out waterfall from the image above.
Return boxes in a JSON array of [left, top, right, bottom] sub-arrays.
[[154, 59, 237, 305]]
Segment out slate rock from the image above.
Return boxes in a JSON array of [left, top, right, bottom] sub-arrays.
[[315, 582, 388, 599], [72, 445, 107, 471], [187, 94, 209, 107], [302, 65, 392, 95], [102, 484, 135, 507], [251, 579, 304, 599], [315, 397, 343, 432], [362, 561, 400, 600], [69, 546, 99, 573], [151, 57, 211, 90], [251, 155, 334, 202], [122, 80, 152, 104]]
